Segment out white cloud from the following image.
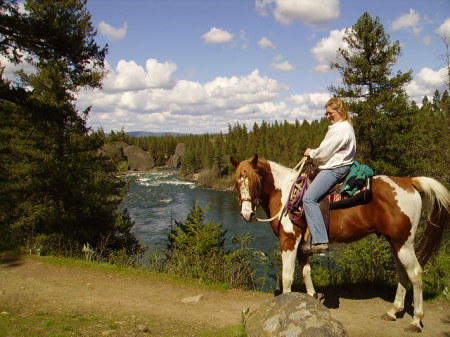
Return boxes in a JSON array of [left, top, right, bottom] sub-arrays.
[[288, 92, 331, 107], [258, 36, 276, 49], [0, 52, 35, 78], [256, 0, 340, 27], [405, 67, 447, 102], [310, 28, 346, 73], [436, 18, 450, 39], [98, 21, 128, 41], [78, 59, 299, 133], [103, 59, 177, 91], [270, 60, 296, 72], [391, 9, 421, 32], [202, 27, 234, 44], [288, 93, 331, 120], [416, 67, 447, 88]]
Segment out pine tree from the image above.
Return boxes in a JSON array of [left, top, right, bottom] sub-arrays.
[[329, 12, 418, 174], [0, 0, 140, 257]]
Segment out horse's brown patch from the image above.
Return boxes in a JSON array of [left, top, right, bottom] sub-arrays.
[[388, 177, 416, 193], [278, 220, 302, 251]]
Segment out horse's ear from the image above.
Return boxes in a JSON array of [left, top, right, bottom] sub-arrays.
[[230, 156, 240, 168], [250, 153, 259, 167]]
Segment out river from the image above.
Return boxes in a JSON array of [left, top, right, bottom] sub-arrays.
[[121, 171, 278, 254]]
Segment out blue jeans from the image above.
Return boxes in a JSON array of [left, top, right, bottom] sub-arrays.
[[303, 165, 351, 244]]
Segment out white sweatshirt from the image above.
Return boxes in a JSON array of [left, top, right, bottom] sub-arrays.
[[309, 120, 356, 170]]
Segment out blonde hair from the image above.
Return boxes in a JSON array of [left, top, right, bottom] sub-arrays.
[[325, 97, 351, 122]]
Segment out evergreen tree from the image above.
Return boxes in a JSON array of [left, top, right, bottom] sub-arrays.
[[168, 201, 226, 279], [329, 12, 419, 174], [0, 0, 140, 257]]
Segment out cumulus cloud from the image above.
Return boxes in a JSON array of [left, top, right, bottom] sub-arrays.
[[436, 18, 450, 39], [310, 28, 346, 73], [98, 21, 128, 41], [256, 0, 339, 27], [103, 59, 177, 91], [202, 27, 234, 44], [391, 8, 421, 33], [270, 60, 296, 72], [78, 59, 301, 133], [287, 93, 331, 120], [258, 36, 276, 49], [405, 66, 447, 102]]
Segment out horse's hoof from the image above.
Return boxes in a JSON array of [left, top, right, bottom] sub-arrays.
[[404, 324, 421, 333], [380, 313, 396, 321]]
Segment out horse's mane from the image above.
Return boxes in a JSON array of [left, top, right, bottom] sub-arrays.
[[234, 157, 267, 196]]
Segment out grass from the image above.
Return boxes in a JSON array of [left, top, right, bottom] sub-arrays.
[[27, 254, 232, 292], [0, 305, 246, 337]]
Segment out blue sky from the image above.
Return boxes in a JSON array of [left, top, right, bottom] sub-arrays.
[[7, 0, 450, 134]]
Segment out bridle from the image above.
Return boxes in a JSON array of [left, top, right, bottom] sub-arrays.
[[236, 156, 309, 222], [236, 171, 262, 212]]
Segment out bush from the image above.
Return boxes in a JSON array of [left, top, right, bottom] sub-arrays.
[[146, 201, 268, 290], [423, 242, 450, 299]]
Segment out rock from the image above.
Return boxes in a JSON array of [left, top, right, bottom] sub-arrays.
[[246, 293, 348, 337], [181, 294, 204, 303], [167, 143, 186, 168], [136, 324, 150, 332], [123, 145, 155, 171], [100, 141, 128, 161]]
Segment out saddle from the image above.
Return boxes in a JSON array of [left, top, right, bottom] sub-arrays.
[[285, 160, 373, 236]]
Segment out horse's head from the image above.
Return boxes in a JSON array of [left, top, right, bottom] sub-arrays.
[[230, 154, 262, 222]]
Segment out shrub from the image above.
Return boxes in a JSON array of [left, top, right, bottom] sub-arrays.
[[146, 201, 269, 290]]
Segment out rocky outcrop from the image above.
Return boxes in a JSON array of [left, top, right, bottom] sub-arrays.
[[246, 293, 348, 337], [101, 141, 155, 171], [167, 143, 186, 168], [101, 141, 128, 161], [123, 145, 155, 171]]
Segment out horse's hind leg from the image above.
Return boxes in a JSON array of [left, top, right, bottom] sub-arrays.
[[396, 245, 424, 332], [382, 251, 408, 321], [298, 253, 317, 298]]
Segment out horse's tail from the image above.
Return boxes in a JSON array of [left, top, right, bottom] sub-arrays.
[[412, 177, 450, 266]]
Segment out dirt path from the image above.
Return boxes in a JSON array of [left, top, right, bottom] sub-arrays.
[[0, 256, 448, 337]]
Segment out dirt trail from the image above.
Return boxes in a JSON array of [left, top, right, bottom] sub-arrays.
[[0, 256, 448, 337]]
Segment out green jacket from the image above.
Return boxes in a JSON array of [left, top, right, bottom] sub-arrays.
[[340, 161, 374, 197]]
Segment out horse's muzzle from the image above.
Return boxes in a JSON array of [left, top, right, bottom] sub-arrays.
[[240, 201, 256, 222]]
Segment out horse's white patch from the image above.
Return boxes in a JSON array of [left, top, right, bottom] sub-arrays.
[[269, 161, 299, 234], [376, 176, 422, 243], [239, 176, 254, 221]]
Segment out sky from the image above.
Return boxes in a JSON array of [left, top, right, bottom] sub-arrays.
[[5, 0, 450, 134]]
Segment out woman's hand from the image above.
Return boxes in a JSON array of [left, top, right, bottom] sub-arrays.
[[304, 148, 312, 157]]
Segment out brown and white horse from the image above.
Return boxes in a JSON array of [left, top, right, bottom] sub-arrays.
[[231, 154, 450, 333]]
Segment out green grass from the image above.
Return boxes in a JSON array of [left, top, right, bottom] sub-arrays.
[[0, 304, 246, 337], [27, 254, 232, 292]]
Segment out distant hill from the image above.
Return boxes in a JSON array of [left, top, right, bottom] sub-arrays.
[[126, 131, 185, 137]]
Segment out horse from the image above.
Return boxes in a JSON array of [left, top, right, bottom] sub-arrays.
[[231, 154, 450, 333]]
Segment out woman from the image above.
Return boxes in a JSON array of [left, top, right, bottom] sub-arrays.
[[302, 97, 356, 254]]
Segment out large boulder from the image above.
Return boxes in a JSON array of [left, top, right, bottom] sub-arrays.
[[100, 141, 128, 161], [167, 143, 186, 168], [246, 293, 348, 337], [123, 145, 155, 171]]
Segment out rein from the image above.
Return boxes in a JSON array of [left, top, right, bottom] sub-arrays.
[[255, 156, 308, 222]]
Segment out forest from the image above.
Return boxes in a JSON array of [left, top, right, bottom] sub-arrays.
[[1, 2, 448, 294]]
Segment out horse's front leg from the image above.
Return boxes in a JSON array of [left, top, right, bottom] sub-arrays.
[[279, 226, 301, 293]]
